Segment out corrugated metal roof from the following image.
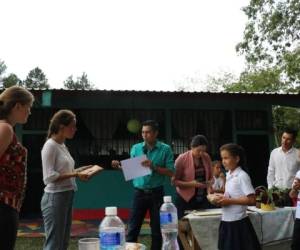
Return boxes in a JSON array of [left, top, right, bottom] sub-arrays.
[[1, 87, 299, 95]]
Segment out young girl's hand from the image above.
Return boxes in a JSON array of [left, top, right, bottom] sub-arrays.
[[217, 197, 231, 206], [207, 193, 223, 205]]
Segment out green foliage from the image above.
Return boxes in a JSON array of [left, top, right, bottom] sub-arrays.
[[272, 106, 300, 147], [0, 59, 7, 76], [283, 47, 300, 84], [224, 67, 293, 92], [255, 186, 276, 205], [63, 72, 94, 90], [255, 186, 292, 207], [237, 0, 300, 83], [0, 60, 22, 88], [205, 71, 238, 92], [24, 67, 50, 89], [2, 73, 22, 87]]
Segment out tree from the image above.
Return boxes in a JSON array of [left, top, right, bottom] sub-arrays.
[[2, 73, 22, 88], [24, 67, 49, 89], [0, 60, 7, 87], [63, 75, 77, 89], [203, 68, 289, 93], [223, 67, 294, 93], [237, 0, 300, 83], [203, 71, 238, 92], [272, 106, 300, 147], [63, 72, 94, 90], [0, 60, 7, 76]]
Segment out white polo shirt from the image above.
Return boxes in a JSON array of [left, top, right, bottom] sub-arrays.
[[267, 147, 300, 189], [222, 167, 255, 222], [294, 171, 300, 219]]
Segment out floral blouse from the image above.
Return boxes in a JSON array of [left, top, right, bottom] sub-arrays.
[[0, 133, 27, 212]]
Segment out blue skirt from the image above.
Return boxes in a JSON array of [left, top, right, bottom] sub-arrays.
[[218, 216, 261, 250]]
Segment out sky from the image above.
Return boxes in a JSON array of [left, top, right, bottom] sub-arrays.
[[0, 0, 249, 91]]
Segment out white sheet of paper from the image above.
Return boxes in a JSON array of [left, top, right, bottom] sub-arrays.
[[120, 155, 151, 181]]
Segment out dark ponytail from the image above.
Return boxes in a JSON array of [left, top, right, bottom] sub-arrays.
[[190, 135, 208, 148], [220, 143, 248, 172]]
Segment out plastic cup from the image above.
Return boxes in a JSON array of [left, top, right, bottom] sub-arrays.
[[78, 238, 99, 250], [125, 242, 146, 250]]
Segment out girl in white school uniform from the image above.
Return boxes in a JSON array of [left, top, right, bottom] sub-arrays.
[[216, 143, 261, 250], [289, 170, 300, 250]]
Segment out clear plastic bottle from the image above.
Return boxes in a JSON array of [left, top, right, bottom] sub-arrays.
[[99, 207, 126, 250], [160, 196, 179, 250]]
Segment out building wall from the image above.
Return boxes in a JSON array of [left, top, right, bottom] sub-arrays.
[[15, 89, 285, 218]]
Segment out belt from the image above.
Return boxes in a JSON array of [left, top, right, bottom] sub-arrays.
[[134, 186, 163, 194]]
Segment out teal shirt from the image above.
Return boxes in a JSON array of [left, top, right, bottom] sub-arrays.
[[130, 140, 175, 189]]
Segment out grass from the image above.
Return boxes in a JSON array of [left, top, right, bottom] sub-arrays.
[[15, 236, 151, 250]]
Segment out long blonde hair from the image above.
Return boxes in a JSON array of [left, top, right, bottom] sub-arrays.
[[0, 86, 34, 119], [47, 110, 76, 138]]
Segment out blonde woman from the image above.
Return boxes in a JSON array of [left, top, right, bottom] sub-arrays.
[[41, 109, 102, 250], [0, 86, 34, 250]]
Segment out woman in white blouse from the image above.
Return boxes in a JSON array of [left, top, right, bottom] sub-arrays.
[[41, 109, 96, 250]]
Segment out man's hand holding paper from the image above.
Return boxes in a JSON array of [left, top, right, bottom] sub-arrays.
[[120, 155, 152, 181], [141, 159, 153, 169]]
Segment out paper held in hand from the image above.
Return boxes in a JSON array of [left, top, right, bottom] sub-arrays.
[[77, 165, 103, 178], [120, 155, 151, 181]]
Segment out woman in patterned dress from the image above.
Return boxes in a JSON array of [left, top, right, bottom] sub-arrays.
[[0, 86, 34, 250]]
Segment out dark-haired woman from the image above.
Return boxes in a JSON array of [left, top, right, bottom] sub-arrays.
[[0, 86, 34, 250], [173, 135, 213, 219], [41, 109, 102, 250]]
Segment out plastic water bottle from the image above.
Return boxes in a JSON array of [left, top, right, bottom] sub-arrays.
[[160, 196, 179, 250], [99, 207, 125, 250]]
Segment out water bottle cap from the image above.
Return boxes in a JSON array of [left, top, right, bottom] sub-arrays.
[[163, 196, 172, 203], [105, 206, 117, 215]]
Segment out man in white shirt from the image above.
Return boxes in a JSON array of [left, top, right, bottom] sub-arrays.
[[267, 128, 300, 189]]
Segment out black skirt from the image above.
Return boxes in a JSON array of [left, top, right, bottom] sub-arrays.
[[218, 216, 261, 250]]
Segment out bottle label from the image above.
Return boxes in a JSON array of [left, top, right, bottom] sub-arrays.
[[100, 232, 121, 246], [160, 212, 172, 225]]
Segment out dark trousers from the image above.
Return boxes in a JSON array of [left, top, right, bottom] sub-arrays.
[[175, 192, 209, 220], [127, 186, 164, 250], [291, 218, 300, 250], [0, 202, 19, 250]]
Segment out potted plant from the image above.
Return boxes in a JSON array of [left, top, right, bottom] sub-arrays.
[[255, 186, 279, 211], [269, 186, 292, 207]]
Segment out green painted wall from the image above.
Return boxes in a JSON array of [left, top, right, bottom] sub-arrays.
[[74, 170, 176, 209]]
